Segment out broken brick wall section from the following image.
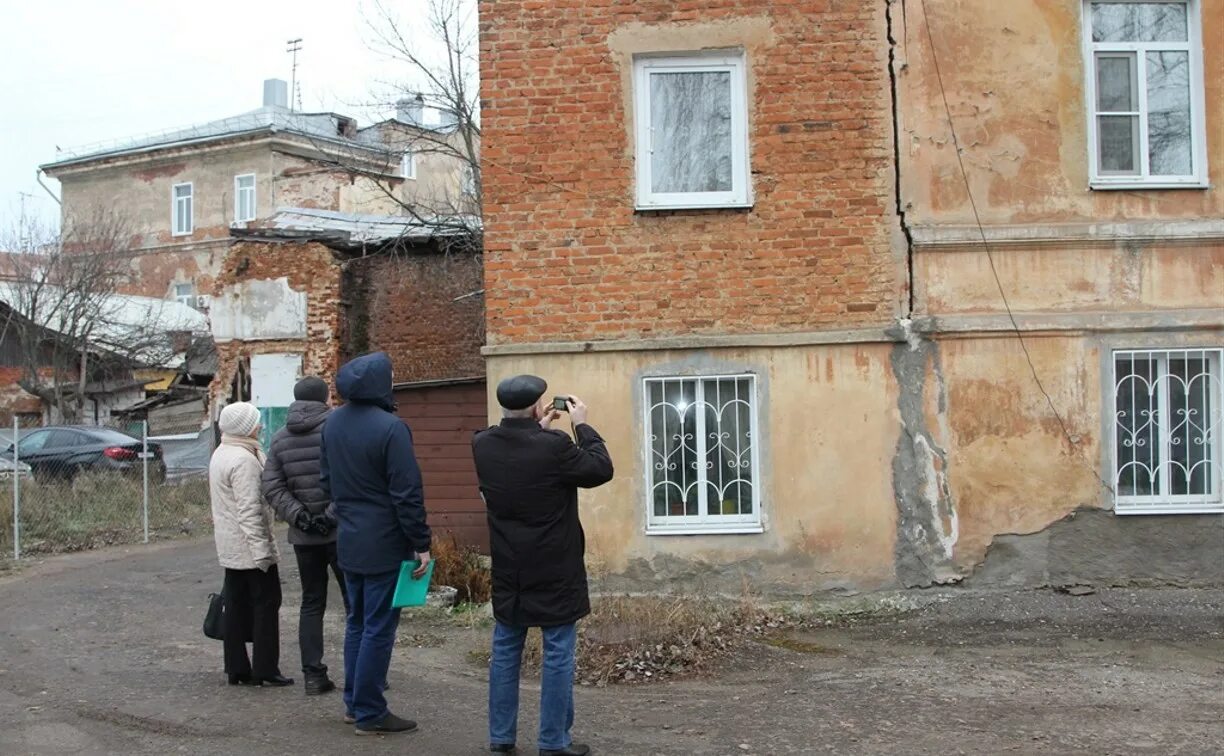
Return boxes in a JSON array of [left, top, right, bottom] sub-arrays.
[[208, 240, 345, 410], [341, 249, 485, 384], [209, 239, 485, 410]]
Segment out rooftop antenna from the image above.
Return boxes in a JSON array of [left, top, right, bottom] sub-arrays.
[[286, 38, 303, 112]]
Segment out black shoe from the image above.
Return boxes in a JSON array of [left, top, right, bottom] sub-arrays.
[[490, 745, 517, 754], [354, 712, 418, 736], [539, 746, 589, 756], [226, 673, 256, 686], [255, 674, 295, 687], [305, 676, 336, 696]]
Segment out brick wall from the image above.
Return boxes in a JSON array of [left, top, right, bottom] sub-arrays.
[[343, 250, 485, 383], [208, 240, 345, 404], [479, 0, 902, 344]]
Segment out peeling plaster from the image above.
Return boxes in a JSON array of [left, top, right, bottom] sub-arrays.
[[890, 336, 962, 587]]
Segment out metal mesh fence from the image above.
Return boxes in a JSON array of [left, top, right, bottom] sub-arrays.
[[1, 416, 213, 562]]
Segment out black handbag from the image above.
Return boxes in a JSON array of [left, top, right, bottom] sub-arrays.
[[203, 590, 254, 642], [203, 592, 225, 640]]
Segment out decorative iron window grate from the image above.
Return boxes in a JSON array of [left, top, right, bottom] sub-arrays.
[[1113, 348, 1223, 514], [644, 375, 762, 533]]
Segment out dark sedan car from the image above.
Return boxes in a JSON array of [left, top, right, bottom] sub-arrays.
[[2, 426, 166, 484]]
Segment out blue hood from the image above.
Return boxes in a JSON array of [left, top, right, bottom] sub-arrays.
[[336, 352, 395, 411]]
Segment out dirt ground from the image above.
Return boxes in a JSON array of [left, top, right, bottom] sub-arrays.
[[0, 538, 1220, 755]]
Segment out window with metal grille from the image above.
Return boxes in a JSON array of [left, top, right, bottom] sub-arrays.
[[1113, 348, 1222, 514], [234, 174, 256, 222], [1083, 1, 1207, 188], [172, 183, 193, 236], [644, 375, 762, 533]]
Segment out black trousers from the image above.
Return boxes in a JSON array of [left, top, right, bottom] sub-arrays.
[[223, 566, 282, 680], [295, 543, 349, 677]]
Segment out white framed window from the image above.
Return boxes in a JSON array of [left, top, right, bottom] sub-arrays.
[[173, 282, 195, 307], [1083, 1, 1208, 188], [644, 375, 763, 534], [1113, 348, 1223, 514], [633, 52, 751, 210], [171, 182, 193, 236], [234, 173, 256, 222], [461, 164, 477, 197], [401, 151, 416, 180]]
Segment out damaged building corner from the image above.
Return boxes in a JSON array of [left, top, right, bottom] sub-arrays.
[[890, 332, 962, 588]]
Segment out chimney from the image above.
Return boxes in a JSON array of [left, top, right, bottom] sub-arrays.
[[396, 94, 425, 126], [263, 79, 289, 109]]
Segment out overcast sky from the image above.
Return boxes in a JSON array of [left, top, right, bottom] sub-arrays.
[[0, 0, 439, 231]]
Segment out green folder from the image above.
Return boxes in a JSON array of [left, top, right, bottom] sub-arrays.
[[391, 559, 435, 608]]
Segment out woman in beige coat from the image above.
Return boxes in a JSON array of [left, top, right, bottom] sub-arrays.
[[210, 402, 292, 687]]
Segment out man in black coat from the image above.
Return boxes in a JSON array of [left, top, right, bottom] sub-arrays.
[[472, 375, 614, 756], [261, 376, 347, 696]]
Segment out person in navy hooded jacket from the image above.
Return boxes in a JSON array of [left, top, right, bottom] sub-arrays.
[[320, 352, 431, 736]]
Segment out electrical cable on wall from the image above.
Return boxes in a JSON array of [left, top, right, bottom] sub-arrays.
[[917, 0, 1116, 495]]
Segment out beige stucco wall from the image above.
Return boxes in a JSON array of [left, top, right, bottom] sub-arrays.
[[898, 0, 1223, 226], [916, 239, 1224, 315], [486, 344, 903, 593]]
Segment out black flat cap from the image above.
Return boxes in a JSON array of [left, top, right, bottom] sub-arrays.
[[496, 374, 547, 410]]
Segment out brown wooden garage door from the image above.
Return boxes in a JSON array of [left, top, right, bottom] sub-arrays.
[[394, 379, 489, 553]]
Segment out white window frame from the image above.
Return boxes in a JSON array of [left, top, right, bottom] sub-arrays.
[[234, 173, 257, 222], [1082, 0, 1209, 189], [401, 151, 416, 180], [171, 182, 193, 236], [462, 164, 477, 197], [633, 52, 752, 211], [642, 374, 764, 535], [173, 282, 195, 307], [1112, 348, 1223, 515]]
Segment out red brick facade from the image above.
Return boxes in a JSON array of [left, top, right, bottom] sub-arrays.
[[479, 0, 903, 344]]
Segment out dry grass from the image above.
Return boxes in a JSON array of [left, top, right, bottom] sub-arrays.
[[431, 534, 492, 604], [0, 473, 211, 557], [574, 592, 787, 685], [465, 590, 789, 686]]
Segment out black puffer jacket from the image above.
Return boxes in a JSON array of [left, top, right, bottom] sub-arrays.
[[262, 400, 333, 545]]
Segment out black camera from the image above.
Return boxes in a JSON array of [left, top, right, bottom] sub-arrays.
[[553, 396, 570, 412]]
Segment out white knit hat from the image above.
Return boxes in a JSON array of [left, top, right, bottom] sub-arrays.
[[219, 402, 261, 438]]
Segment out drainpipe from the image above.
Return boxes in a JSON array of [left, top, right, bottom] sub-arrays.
[[36, 169, 61, 206]]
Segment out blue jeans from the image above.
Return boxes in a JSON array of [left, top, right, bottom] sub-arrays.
[[342, 570, 401, 727], [489, 621, 577, 751]]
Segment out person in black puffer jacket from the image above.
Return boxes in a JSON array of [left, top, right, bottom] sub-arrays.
[[262, 376, 347, 695]]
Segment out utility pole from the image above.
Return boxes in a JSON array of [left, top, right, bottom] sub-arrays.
[[286, 38, 303, 112], [17, 191, 34, 252]]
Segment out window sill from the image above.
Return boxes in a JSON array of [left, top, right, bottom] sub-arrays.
[[1090, 180, 1209, 191], [646, 525, 765, 536], [171, 232, 193, 238], [1115, 505, 1223, 516], [635, 202, 754, 213]]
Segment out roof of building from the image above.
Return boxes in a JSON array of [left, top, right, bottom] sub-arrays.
[[230, 207, 480, 248], [0, 282, 207, 368], [41, 106, 384, 172]]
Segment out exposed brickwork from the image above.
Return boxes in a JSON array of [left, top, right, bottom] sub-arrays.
[[209, 240, 485, 407], [343, 251, 486, 383], [479, 0, 902, 344], [208, 241, 345, 405]]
